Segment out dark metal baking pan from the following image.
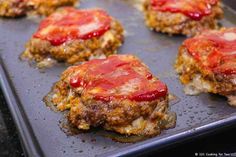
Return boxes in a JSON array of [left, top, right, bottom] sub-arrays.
[[0, 0, 236, 157]]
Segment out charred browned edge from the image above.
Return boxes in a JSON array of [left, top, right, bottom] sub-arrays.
[[175, 45, 236, 96], [21, 19, 124, 65], [143, 0, 224, 36]]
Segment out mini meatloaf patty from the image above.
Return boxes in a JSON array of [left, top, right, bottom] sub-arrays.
[[0, 0, 78, 17], [45, 55, 176, 136], [21, 7, 124, 68], [175, 28, 236, 106], [143, 0, 223, 36]]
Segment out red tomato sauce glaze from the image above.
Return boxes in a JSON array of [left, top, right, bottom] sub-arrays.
[[33, 7, 111, 46], [69, 55, 168, 102], [150, 0, 218, 20], [184, 28, 236, 75]]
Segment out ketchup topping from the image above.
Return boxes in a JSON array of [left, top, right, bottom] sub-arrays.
[[33, 7, 111, 46], [151, 0, 218, 20], [184, 28, 236, 75], [69, 55, 168, 102]]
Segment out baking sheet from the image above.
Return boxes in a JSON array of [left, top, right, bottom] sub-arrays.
[[0, 0, 236, 156]]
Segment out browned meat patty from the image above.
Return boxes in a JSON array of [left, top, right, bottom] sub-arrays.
[[21, 7, 124, 68], [45, 54, 176, 136], [175, 27, 236, 106], [143, 0, 223, 36]]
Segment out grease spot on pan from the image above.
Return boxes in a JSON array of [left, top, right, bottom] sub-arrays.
[[169, 93, 181, 106]]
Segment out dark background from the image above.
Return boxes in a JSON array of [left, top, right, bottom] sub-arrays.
[[0, 0, 236, 156]]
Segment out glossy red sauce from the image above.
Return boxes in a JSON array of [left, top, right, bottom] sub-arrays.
[[33, 7, 111, 46], [184, 28, 236, 75], [69, 55, 168, 102], [150, 0, 218, 20]]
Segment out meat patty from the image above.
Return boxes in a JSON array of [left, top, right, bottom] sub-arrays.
[[175, 27, 236, 106], [45, 55, 176, 136], [21, 7, 124, 68], [143, 0, 223, 36], [0, 0, 78, 17]]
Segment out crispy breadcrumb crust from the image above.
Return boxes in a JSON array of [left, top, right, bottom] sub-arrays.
[[0, 0, 26, 17], [0, 0, 78, 17]]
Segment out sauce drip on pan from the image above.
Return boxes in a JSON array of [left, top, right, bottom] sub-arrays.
[[151, 0, 218, 20], [184, 28, 236, 75], [34, 7, 111, 46], [69, 55, 168, 102]]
